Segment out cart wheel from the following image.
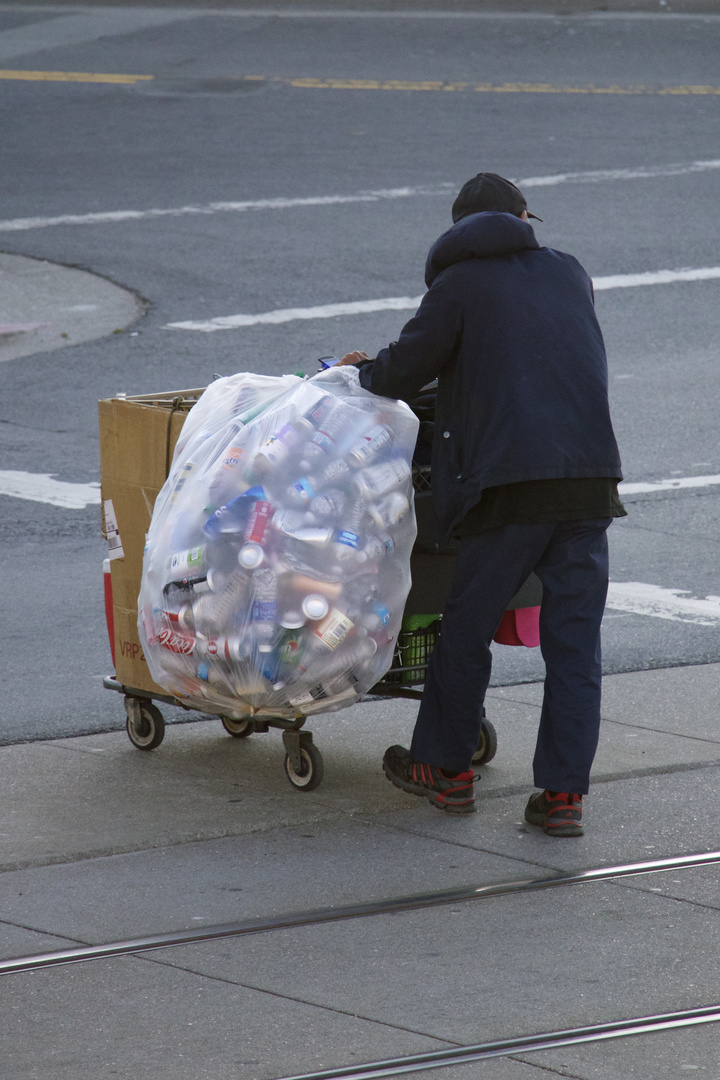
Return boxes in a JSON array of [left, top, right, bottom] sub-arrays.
[[472, 717, 497, 766], [283, 743, 324, 791], [221, 716, 254, 738], [126, 700, 165, 751]]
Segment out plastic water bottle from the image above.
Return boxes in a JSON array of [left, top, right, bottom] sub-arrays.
[[167, 460, 198, 505], [314, 458, 352, 488], [286, 638, 377, 706], [251, 568, 278, 653], [285, 476, 317, 505], [301, 401, 355, 466], [192, 570, 251, 635], [206, 428, 247, 506], [310, 489, 347, 522], [361, 602, 391, 634], [333, 500, 367, 563], [363, 534, 392, 565], [312, 636, 377, 682]]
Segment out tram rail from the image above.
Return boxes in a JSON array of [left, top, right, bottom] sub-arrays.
[[274, 1003, 720, 1080], [2, 849, 719, 976]]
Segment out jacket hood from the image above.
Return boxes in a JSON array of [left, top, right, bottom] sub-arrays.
[[425, 211, 540, 287]]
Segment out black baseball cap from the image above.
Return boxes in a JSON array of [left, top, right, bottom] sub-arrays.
[[451, 172, 542, 224]]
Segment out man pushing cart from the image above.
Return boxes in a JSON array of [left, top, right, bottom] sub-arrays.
[[337, 172, 626, 834]]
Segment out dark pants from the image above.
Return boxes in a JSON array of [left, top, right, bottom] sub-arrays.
[[409, 518, 612, 795]]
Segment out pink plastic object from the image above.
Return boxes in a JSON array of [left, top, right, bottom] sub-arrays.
[[493, 606, 540, 648]]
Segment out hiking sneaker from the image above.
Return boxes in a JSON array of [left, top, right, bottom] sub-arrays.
[[383, 745, 477, 814], [525, 790, 584, 837]]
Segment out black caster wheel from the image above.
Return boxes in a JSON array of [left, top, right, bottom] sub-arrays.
[[283, 742, 324, 791], [472, 717, 497, 766], [221, 716, 255, 738], [125, 699, 165, 751]]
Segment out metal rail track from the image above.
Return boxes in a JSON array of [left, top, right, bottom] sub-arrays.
[[2, 850, 718, 976], [274, 1004, 720, 1080]]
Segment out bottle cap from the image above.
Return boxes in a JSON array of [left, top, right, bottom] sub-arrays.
[[279, 610, 306, 629], [302, 594, 330, 621], [238, 542, 264, 569]]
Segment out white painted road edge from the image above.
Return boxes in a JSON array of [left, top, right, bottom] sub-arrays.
[[167, 266, 720, 332], [0, 159, 718, 234], [4, 473, 720, 509], [0, 471, 100, 509], [606, 584, 720, 625], [2, 473, 720, 625], [170, 296, 427, 331], [619, 474, 720, 496]]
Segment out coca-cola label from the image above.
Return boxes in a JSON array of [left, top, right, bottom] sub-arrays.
[[157, 628, 196, 655], [204, 637, 234, 660]]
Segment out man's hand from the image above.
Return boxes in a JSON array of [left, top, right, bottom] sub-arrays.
[[337, 351, 371, 366]]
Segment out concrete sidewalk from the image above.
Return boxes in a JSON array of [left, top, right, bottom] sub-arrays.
[[2, 662, 720, 1079], [0, 251, 142, 364]]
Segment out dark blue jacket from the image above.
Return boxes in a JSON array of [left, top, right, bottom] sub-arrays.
[[358, 212, 622, 545]]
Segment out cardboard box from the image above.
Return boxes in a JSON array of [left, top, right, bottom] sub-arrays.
[[99, 389, 205, 695]]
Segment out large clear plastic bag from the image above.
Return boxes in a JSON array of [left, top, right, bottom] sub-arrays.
[[138, 367, 419, 718]]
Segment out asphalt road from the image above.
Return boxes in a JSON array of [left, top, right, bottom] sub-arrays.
[[1, 3, 719, 742]]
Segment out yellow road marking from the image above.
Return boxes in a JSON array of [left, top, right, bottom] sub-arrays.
[[284, 77, 720, 95], [0, 70, 153, 85], [2, 71, 716, 95]]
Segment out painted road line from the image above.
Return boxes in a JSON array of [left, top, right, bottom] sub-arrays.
[[0, 471, 100, 508], [0, 187, 454, 234], [10, 71, 716, 94], [167, 266, 720, 332], [606, 584, 720, 626], [0, 70, 152, 84], [0, 160, 717, 235], [594, 267, 720, 290], [280, 77, 720, 95], [519, 159, 720, 188], [169, 296, 425, 332], [620, 474, 720, 496]]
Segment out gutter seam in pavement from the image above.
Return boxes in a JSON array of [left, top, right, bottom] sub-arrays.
[[140, 950, 466, 1047]]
